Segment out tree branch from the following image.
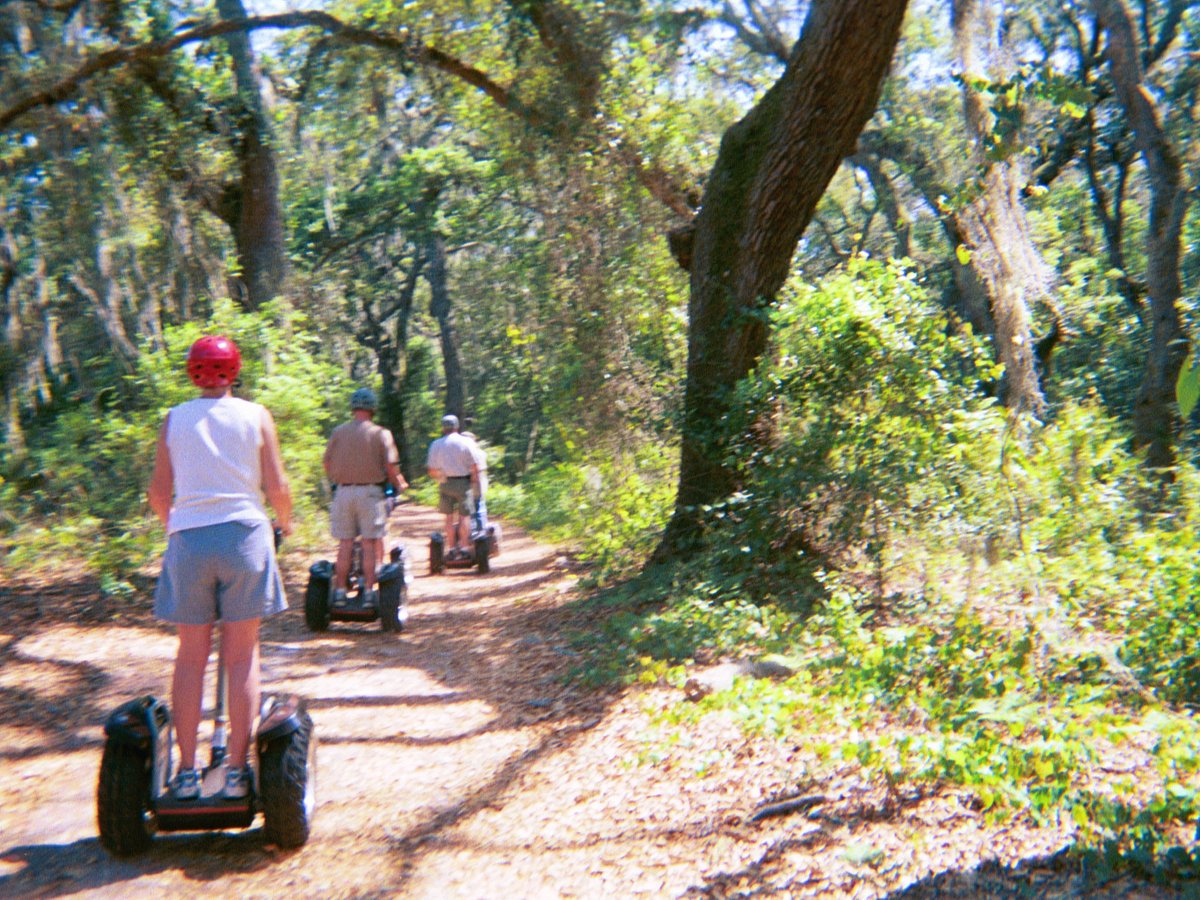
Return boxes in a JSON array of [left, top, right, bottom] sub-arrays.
[[0, 9, 696, 223], [0, 12, 540, 132]]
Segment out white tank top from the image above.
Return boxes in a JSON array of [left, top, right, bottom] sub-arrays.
[[165, 396, 269, 534]]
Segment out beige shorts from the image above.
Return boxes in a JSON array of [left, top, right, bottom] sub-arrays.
[[330, 485, 388, 539]]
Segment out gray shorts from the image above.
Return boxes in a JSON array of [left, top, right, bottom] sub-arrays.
[[154, 520, 287, 625], [439, 477, 475, 517], [330, 484, 388, 539]]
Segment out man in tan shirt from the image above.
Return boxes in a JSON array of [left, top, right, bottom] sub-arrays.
[[323, 387, 408, 602]]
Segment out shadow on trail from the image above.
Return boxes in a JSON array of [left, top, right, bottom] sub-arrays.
[[680, 825, 1190, 899], [880, 849, 1187, 899], [0, 832, 284, 898], [0, 633, 115, 761], [266, 504, 620, 881]]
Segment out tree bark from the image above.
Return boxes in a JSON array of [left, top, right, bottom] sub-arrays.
[[381, 256, 424, 479], [427, 233, 465, 420], [215, 0, 289, 310], [0, 224, 24, 455], [951, 0, 1049, 418], [1092, 0, 1190, 472], [660, 0, 910, 554]]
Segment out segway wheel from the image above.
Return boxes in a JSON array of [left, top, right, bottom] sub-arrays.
[[259, 709, 317, 849], [304, 562, 332, 632], [378, 562, 407, 633], [97, 740, 157, 856], [474, 535, 491, 574], [429, 533, 445, 575]]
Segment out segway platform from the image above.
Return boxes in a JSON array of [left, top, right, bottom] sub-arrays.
[[155, 779, 255, 831]]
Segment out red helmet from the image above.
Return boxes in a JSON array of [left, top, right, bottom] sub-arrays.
[[186, 335, 241, 388]]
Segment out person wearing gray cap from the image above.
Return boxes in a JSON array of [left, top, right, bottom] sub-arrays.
[[323, 387, 408, 603], [425, 413, 483, 559]]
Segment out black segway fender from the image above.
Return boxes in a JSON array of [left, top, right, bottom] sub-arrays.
[[305, 561, 333, 632], [377, 556, 408, 633], [429, 532, 446, 574], [103, 695, 171, 751], [257, 694, 308, 746], [473, 534, 491, 574]]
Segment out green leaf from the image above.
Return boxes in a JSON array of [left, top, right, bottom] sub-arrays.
[[1176, 353, 1200, 420], [955, 244, 973, 265]]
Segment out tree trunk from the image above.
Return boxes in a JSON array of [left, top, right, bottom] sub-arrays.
[[1092, 0, 1190, 472], [380, 257, 423, 480], [951, 0, 1049, 418], [427, 233, 465, 419], [0, 224, 24, 455], [660, 0, 910, 555], [215, 0, 288, 310]]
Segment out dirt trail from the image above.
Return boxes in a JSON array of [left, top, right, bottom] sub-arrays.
[[0, 504, 1180, 898]]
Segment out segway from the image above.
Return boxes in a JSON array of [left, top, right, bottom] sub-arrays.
[[97, 547, 316, 854], [305, 539, 411, 632], [429, 506, 501, 576]]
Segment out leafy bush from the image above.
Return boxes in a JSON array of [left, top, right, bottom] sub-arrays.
[[1, 300, 345, 581], [506, 441, 676, 577]]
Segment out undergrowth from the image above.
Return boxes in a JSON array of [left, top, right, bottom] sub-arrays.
[[554, 261, 1200, 884]]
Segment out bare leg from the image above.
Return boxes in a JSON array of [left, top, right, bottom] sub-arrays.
[[457, 515, 471, 552], [172, 623, 214, 770], [334, 538, 355, 590], [220, 618, 261, 768], [363, 539, 378, 591], [444, 513, 458, 549]]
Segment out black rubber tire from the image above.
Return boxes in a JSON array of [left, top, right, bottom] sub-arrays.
[[96, 740, 156, 856], [378, 571, 406, 634], [304, 568, 331, 632], [475, 536, 491, 574], [259, 709, 316, 849], [429, 534, 445, 575]]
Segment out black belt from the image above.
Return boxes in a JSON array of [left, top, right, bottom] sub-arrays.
[[340, 482, 381, 486], [445, 475, 471, 480]]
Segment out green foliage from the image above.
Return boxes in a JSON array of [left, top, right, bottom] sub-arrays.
[[565, 571, 807, 687], [1, 301, 344, 582], [1177, 353, 1200, 420], [505, 440, 676, 577], [711, 258, 999, 598]]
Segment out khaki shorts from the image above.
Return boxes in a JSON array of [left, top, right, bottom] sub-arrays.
[[330, 484, 388, 539], [438, 477, 475, 516]]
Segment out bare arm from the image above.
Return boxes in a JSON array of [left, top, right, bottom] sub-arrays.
[[260, 407, 293, 535], [323, 433, 335, 479], [147, 416, 174, 526], [386, 461, 408, 493]]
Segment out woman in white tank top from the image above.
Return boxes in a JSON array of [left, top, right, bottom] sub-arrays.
[[147, 335, 293, 801]]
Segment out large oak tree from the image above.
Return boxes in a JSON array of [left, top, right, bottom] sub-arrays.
[[659, 0, 910, 552]]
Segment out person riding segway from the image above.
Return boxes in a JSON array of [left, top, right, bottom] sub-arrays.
[[97, 335, 316, 854], [306, 386, 410, 632], [426, 414, 497, 574]]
